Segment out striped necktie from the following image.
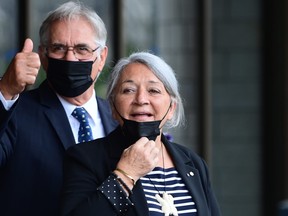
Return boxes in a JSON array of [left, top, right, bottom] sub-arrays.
[[72, 107, 93, 143]]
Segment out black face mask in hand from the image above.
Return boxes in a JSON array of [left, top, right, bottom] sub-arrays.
[[121, 118, 161, 144], [46, 57, 94, 97], [114, 103, 171, 144]]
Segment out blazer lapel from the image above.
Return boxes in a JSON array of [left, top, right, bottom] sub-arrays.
[[164, 140, 210, 216], [177, 164, 209, 216], [129, 182, 150, 216], [39, 81, 75, 150]]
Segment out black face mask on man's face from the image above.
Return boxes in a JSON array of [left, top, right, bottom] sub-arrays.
[[46, 57, 94, 97]]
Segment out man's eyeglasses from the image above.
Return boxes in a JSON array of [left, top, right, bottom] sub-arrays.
[[46, 44, 100, 60]]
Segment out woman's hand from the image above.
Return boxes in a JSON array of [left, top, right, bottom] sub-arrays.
[[116, 137, 160, 183]]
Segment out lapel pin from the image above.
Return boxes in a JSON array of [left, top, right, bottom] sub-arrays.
[[187, 171, 194, 177]]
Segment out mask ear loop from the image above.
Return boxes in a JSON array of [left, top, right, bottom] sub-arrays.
[[93, 45, 103, 63], [156, 101, 173, 132], [156, 101, 173, 142], [161, 101, 172, 121], [92, 48, 103, 82], [92, 56, 98, 63]]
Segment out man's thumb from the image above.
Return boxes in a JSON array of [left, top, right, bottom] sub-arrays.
[[21, 38, 33, 53]]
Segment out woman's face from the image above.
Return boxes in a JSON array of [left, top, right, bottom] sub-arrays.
[[112, 62, 176, 127]]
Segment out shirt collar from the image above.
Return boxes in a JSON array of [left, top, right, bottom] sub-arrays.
[[57, 90, 99, 121]]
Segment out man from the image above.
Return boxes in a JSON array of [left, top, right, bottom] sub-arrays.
[[0, 2, 118, 216]]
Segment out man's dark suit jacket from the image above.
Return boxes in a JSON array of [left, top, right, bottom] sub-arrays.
[[61, 126, 221, 216], [0, 80, 118, 216]]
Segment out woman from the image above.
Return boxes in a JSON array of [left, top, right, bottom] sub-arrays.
[[60, 52, 221, 216]]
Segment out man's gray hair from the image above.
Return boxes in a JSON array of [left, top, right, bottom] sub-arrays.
[[39, 1, 107, 47]]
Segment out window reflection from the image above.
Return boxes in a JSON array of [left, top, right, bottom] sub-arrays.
[[0, 0, 17, 76]]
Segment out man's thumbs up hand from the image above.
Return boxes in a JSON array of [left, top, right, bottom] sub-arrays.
[[0, 38, 41, 100], [21, 38, 34, 53]]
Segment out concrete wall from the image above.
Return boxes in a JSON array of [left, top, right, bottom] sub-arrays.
[[212, 0, 262, 215]]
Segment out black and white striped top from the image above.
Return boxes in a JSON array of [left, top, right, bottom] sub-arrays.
[[140, 167, 198, 215]]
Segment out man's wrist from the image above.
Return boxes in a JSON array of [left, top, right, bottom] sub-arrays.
[[0, 79, 17, 100]]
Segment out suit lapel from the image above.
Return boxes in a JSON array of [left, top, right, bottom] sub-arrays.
[[39, 81, 75, 150], [37, 81, 118, 150], [97, 98, 118, 135]]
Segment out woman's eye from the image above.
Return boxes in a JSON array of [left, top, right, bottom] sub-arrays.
[[122, 88, 135, 94], [149, 88, 161, 94]]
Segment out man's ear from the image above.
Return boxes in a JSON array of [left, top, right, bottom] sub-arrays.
[[98, 46, 108, 71]]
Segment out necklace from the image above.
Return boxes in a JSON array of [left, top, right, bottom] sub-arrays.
[[150, 143, 178, 216]]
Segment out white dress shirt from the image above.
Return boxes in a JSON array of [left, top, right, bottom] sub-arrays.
[[57, 90, 105, 143], [0, 91, 18, 110]]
